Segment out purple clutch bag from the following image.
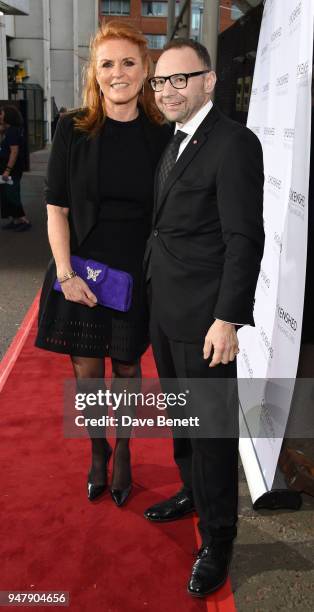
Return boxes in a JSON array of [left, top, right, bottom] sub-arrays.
[[53, 255, 133, 312]]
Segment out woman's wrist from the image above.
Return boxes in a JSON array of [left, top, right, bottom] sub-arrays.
[[56, 263, 74, 278], [57, 270, 77, 284]]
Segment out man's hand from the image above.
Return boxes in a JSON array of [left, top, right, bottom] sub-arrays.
[[1, 170, 10, 181], [203, 319, 239, 368]]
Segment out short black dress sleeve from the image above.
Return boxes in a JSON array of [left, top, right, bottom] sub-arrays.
[[44, 116, 70, 208]]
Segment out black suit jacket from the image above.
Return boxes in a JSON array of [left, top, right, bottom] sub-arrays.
[[145, 105, 265, 342], [38, 108, 171, 325]]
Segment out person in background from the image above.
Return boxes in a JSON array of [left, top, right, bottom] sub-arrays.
[[0, 105, 31, 231]]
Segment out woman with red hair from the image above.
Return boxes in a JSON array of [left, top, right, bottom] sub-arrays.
[[35, 21, 170, 506]]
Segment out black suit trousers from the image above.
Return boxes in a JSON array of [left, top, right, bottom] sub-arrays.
[[150, 307, 239, 545]]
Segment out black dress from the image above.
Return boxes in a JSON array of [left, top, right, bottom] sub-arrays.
[[35, 115, 156, 361]]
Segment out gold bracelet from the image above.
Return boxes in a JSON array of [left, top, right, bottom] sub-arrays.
[[58, 270, 77, 284]]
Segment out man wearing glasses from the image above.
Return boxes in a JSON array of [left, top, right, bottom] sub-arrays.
[[144, 39, 265, 597]]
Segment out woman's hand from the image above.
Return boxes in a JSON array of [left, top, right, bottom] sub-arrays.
[[61, 275, 98, 307]]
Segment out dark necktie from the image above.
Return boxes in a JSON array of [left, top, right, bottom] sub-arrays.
[[158, 130, 187, 193]]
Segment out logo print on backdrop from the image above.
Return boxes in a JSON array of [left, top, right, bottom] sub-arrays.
[[264, 126, 275, 146], [271, 26, 282, 49], [271, 27, 282, 42], [268, 175, 281, 189], [262, 82, 270, 99], [277, 304, 298, 332], [283, 128, 295, 149], [276, 73, 289, 96], [260, 398, 276, 443], [260, 268, 271, 292], [86, 267, 102, 282], [297, 61, 310, 87], [297, 62, 309, 78], [289, 2, 302, 33], [241, 349, 254, 378], [267, 175, 282, 198], [260, 327, 274, 361], [288, 188, 306, 220]]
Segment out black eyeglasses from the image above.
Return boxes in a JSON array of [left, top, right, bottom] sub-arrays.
[[148, 70, 210, 92]]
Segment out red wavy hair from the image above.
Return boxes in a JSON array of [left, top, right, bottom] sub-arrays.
[[74, 20, 163, 134]]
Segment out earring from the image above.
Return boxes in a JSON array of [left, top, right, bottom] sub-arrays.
[[142, 81, 145, 96]]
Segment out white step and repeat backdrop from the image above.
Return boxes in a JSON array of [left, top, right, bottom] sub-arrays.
[[238, 0, 314, 503]]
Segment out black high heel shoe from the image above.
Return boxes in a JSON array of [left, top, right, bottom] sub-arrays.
[[110, 445, 132, 507], [110, 484, 132, 507], [87, 446, 112, 502]]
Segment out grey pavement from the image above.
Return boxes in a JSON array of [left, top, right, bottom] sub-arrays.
[[0, 148, 313, 611]]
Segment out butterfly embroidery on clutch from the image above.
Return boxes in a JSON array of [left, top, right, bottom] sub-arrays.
[[86, 266, 102, 282]]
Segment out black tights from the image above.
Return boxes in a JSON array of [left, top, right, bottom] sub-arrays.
[[71, 355, 141, 489]]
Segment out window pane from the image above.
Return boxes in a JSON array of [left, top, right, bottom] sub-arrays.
[[146, 33, 167, 49], [141, 1, 180, 17], [100, 0, 130, 15], [191, 10, 200, 30], [122, 0, 130, 14], [101, 0, 109, 12], [110, 1, 120, 12], [142, 2, 168, 17]]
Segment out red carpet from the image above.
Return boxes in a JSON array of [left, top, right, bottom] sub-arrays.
[[0, 296, 236, 612]]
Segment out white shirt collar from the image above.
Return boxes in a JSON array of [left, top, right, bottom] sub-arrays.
[[174, 99, 213, 138]]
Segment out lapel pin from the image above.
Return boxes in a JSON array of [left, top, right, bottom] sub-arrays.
[[193, 139, 198, 144]]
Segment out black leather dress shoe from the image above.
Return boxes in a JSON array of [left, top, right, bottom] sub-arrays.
[[144, 490, 195, 522], [187, 541, 233, 597]]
